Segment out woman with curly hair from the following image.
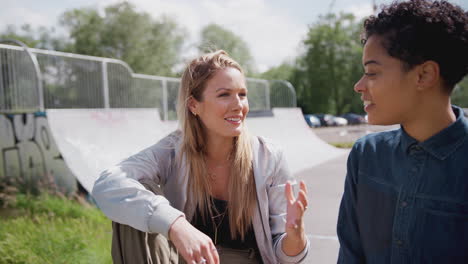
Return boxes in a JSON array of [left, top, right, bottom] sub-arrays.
[[337, 0, 468, 263], [93, 50, 309, 264]]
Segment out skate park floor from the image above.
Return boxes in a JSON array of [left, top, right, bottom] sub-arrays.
[[295, 152, 349, 264]]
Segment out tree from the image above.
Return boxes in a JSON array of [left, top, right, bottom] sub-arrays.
[[452, 77, 468, 108], [291, 13, 363, 115], [260, 62, 295, 81], [198, 24, 255, 74], [60, 1, 187, 76]]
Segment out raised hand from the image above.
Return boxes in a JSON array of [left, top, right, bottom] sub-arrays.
[[283, 180, 308, 255], [169, 217, 219, 264]]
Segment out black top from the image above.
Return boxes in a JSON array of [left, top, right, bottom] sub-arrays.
[[192, 197, 260, 251]]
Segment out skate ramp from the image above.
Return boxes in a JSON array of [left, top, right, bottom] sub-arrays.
[[46, 108, 344, 193], [46, 109, 177, 192], [246, 108, 345, 175]]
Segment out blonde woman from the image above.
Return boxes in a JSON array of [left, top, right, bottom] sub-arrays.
[[92, 50, 309, 264]]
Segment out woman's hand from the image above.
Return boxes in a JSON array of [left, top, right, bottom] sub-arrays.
[[283, 180, 308, 256], [169, 217, 219, 264]]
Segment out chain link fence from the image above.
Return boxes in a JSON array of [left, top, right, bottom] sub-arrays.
[[0, 42, 297, 119]]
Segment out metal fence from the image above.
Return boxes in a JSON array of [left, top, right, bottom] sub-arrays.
[[0, 42, 297, 119], [270, 80, 297, 108], [0, 42, 42, 112]]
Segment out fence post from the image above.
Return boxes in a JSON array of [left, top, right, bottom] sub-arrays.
[[264, 80, 271, 109], [162, 78, 168, 121], [102, 61, 110, 108]]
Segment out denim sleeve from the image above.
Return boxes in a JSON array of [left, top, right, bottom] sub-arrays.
[[337, 145, 365, 263]]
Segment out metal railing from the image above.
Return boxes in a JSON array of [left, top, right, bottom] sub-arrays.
[[0, 41, 43, 112], [269, 80, 297, 108], [0, 42, 297, 119]]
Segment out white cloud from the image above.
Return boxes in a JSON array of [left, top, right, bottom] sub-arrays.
[[104, 0, 308, 72], [0, 6, 55, 31], [345, 3, 375, 20], [195, 0, 307, 72]]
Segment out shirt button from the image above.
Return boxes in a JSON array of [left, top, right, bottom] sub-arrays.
[[408, 145, 422, 154]]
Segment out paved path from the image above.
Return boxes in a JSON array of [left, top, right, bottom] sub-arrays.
[[313, 124, 399, 144], [294, 152, 350, 264]]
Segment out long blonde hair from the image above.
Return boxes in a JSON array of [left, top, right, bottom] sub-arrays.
[[176, 50, 256, 240]]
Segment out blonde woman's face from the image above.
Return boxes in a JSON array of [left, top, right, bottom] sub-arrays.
[[190, 67, 249, 139]]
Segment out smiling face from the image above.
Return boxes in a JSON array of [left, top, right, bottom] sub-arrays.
[[189, 67, 249, 140], [354, 35, 421, 125]]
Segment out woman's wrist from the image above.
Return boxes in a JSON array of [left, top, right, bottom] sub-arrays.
[[282, 231, 307, 256], [168, 216, 186, 241]]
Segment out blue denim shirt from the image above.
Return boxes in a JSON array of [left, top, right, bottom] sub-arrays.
[[337, 106, 468, 264]]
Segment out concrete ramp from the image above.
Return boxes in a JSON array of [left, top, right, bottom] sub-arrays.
[[47, 109, 177, 192], [46, 108, 346, 192], [1, 108, 344, 194], [246, 108, 345, 175]]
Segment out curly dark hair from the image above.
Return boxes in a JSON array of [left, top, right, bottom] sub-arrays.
[[362, 0, 468, 92]]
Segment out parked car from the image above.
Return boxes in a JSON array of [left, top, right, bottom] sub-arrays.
[[340, 113, 367, 125], [304, 114, 321, 127], [311, 114, 334, 126], [331, 116, 348, 126]]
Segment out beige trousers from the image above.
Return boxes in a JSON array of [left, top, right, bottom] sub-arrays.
[[112, 221, 180, 264], [112, 225, 261, 264], [110, 183, 261, 264]]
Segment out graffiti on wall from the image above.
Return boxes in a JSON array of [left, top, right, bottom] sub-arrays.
[[0, 112, 76, 194]]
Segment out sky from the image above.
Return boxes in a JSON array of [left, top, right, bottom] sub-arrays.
[[2, 0, 467, 73]]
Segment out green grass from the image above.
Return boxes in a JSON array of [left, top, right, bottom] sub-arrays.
[[331, 142, 355, 149], [0, 193, 112, 264]]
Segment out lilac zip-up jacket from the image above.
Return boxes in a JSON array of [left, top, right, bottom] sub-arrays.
[[92, 131, 309, 263]]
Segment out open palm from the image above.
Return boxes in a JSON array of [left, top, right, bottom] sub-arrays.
[[285, 180, 308, 236]]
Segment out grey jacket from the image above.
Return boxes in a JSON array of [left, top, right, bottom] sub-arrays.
[[92, 131, 309, 263]]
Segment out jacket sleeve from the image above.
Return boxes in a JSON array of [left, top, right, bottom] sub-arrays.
[[337, 143, 365, 263], [91, 134, 184, 238], [267, 144, 310, 263]]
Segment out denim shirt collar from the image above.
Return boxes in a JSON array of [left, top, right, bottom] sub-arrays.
[[399, 105, 468, 160]]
